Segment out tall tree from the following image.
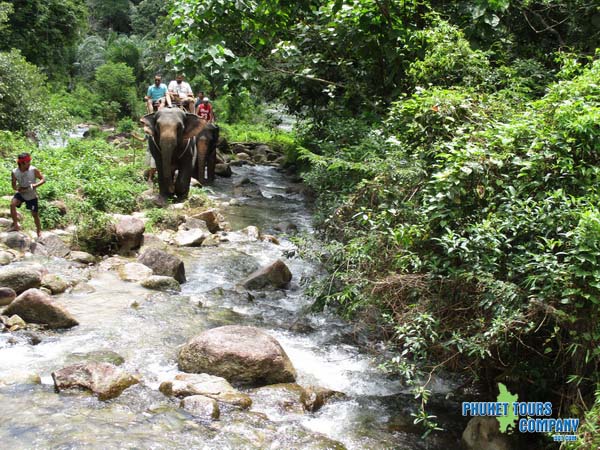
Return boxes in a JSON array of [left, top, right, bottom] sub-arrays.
[[1, 0, 87, 77]]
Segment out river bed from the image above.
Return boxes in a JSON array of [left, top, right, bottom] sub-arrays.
[[0, 164, 463, 449]]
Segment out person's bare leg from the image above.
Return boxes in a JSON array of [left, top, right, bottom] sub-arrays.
[[32, 211, 41, 237], [166, 94, 172, 108], [9, 199, 20, 231], [146, 99, 153, 114]]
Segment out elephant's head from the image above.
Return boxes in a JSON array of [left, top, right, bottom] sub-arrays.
[[141, 108, 205, 196]]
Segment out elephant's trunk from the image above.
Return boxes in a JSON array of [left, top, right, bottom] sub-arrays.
[[159, 133, 177, 195]]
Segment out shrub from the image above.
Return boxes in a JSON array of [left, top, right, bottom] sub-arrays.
[[93, 62, 137, 120], [0, 50, 69, 133]]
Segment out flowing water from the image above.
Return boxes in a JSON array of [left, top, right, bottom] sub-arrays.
[[0, 164, 464, 449]]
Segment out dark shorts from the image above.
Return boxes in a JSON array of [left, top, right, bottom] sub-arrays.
[[13, 193, 38, 212]]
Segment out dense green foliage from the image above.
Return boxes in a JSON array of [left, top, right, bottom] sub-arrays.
[[0, 50, 69, 133], [0, 0, 87, 78]]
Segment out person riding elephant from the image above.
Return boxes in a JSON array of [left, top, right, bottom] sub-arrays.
[[140, 108, 206, 200], [195, 122, 220, 184]]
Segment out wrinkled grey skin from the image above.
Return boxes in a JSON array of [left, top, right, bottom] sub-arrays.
[[195, 123, 220, 184], [141, 108, 205, 200]]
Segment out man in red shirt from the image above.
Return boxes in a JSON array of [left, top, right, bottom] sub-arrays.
[[196, 97, 215, 122]]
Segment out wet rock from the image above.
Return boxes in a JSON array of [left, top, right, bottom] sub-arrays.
[[300, 386, 342, 412], [232, 144, 250, 154], [139, 233, 169, 252], [160, 372, 252, 409], [241, 226, 261, 240], [233, 178, 262, 198], [4, 288, 78, 329], [250, 383, 306, 415], [66, 350, 125, 366], [261, 234, 280, 245], [118, 262, 154, 282], [0, 371, 41, 387], [0, 250, 14, 265], [462, 417, 510, 450], [236, 152, 252, 161], [98, 255, 129, 272], [115, 215, 145, 254], [0, 287, 16, 306], [2, 232, 31, 251], [241, 259, 292, 290], [41, 274, 69, 294], [273, 222, 299, 233], [69, 251, 96, 264], [180, 218, 210, 233], [181, 395, 220, 419], [192, 209, 222, 233], [252, 154, 268, 164], [6, 314, 27, 331], [52, 362, 139, 401], [215, 163, 232, 177], [201, 234, 220, 247], [229, 159, 245, 167], [0, 267, 42, 294], [174, 228, 207, 247], [137, 248, 186, 284], [140, 275, 181, 292], [178, 325, 296, 386], [36, 234, 71, 258], [204, 287, 255, 304]]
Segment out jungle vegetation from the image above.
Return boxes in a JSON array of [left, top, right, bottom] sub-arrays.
[[0, 0, 599, 446]]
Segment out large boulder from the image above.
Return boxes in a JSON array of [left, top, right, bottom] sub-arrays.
[[41, 274, 69, 294], [3, 288, 78, 329], [249, 383, 306, 415], [36, 234, 71, 258], [52, 362, 139, 401], [178, 325, 296, 386], [241, 259, 292, 290], [115, 215, 145, 254], [174, 228, 207, 247], [462, 417, 511, 450], [137, 248, 186, 283], [2, 232, 31, 251], [159, 373, 251, 409], [193, 209, 221, 233], [69, 251, 96, 265], [0, 267, 42, 294], [118, 262, 153, 282]]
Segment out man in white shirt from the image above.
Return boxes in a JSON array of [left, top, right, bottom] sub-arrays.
[[168, 74, 195, 112]]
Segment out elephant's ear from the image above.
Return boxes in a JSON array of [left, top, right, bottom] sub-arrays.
[[183, 113, 207, 140], [140, 113, 156, 137]]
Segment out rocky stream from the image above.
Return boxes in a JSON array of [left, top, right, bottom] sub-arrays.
[[0, 145, 469, 449]]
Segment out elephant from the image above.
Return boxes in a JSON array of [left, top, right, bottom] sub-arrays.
[[140, 108, 206, 200], [195, 123, 220, 184]]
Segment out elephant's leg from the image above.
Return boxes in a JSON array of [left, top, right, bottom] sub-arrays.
[[196, 137, 208, 183], [207, 146, 216, 182], [175, 163, 192, 199]]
